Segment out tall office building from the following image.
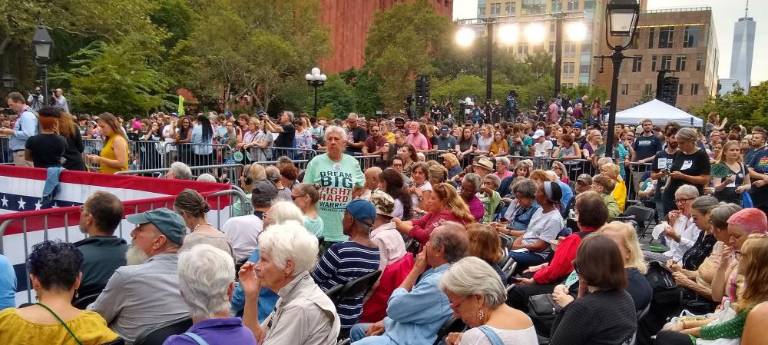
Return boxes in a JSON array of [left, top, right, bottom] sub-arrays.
[[595, 7, 718, 111], [728, 2, 756, 93]]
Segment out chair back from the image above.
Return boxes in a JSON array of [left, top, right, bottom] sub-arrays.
[[133, 318, 193, 345], [433, 317, 466, 345], [73, 293, 101, 310], [331, 270, 382, 304]]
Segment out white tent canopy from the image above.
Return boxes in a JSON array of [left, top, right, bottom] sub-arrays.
[[614, 99, 704, 127]]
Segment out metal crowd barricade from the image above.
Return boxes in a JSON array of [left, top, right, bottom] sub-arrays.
[[174, 142, 234, 167], [83, 138, 104, 155], [354, 155, 383, 170], [0, 188, 248, 304], [423, 150, 448, 162], [116, 163, 246, 184], [131, 140, 169, 170], [0, 136, 12, 164], [267, 147, 318, 162]]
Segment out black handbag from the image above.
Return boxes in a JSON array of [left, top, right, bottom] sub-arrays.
[[646, 261, 677, 291], [528, 293, 562, 317]]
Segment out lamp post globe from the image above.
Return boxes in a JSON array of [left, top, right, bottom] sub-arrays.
[[603, 0, 640, 159], [32, 25, 54, 106], [306, 67, 326, 118]]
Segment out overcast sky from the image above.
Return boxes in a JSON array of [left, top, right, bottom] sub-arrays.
[[453, 0, 766, 85]]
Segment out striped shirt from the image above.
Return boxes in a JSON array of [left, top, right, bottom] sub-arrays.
[[311, 241, 380, 330]]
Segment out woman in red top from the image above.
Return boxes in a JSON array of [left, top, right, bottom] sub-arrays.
[[394, 183, 475, 246], [506, 191, 609, 311]]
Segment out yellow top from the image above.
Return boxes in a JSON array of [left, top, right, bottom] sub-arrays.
[[383, 132, 395, 144], [612, 178, 628, 212], [99, 135, 129, 174], [0, 308, 119, 345]]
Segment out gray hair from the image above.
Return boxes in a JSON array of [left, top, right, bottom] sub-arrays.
[[169, 161, 192, 180], [709, 203, 742, 229], [430, 221, 468, 263], [177, 244, 235, 320], [463, 173, 482, 191], [495, 157, 510, 169], [259, 222, 319, 274], [512, 178, 537, 199], [265, 166, 280, 183], [282, 111, 295, 122], [325, 125, 347, 141], [268, 201, 304, 225], [691, 196, 719, 214], [484, 174, 501, 189], [196, 173, 217, 183], [439, 256, 506, 308], [674, 184, 700, 199]]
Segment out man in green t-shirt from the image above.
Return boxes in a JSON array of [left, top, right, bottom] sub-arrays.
[[303, 125, 365, 246]]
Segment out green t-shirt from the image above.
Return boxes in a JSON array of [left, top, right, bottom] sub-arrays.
[[302, 153, 364, 242], [304, 215, 324, 238], [480, 191, 501, 223]]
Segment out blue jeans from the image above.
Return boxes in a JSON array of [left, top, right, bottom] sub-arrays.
[[350, 323, 395, 345], [509, 250, 548, 272]]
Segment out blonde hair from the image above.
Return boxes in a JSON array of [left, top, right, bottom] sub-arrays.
[[600, 163, 620, 180], [715, 140, 742, 164], [597, 221, 647, 274], [737, 235, 768, 312], [432, 183, 475, 224]]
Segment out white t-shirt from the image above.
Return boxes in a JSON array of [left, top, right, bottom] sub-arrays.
[[459, 325, 539, 345], [521, 208, 563, 258], [664, 215, 701, 262], [533, 140, 553, 158], [411, 181, 433, 210], [222, 214, 264, 262]]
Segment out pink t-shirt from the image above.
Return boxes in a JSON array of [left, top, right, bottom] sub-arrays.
[[406, 132, 429, 151]]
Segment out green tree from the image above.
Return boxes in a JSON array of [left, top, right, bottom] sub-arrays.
[[364, 0, 452, 110], [692, 81, 768, 128]]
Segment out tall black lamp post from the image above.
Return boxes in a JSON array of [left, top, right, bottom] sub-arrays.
[[601, 0, 640, 159], [32, 25, 53, 106], [304, 67, 327, 118], [0, 73, 15, 89]]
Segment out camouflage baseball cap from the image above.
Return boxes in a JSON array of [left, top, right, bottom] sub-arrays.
[[370, 190, 395, 218]]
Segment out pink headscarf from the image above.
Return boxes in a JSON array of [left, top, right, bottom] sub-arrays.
[[727, 208, 768, 234]]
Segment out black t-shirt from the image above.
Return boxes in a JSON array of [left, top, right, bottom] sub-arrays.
[[63, 130, 86, 171], [662, 149, 710, 210], [347, 127, 368, 153], [25, 133, 67, 168], [633, 133, 662, 160], [274, 123, 295, 148]]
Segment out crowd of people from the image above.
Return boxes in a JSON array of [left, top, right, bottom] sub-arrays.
[[1, 90, 768, 345]]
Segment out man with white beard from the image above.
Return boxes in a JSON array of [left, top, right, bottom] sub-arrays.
[[89, 208, 190, 344]]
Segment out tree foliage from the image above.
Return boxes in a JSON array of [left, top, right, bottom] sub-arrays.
[[691, 82, 768, 128]]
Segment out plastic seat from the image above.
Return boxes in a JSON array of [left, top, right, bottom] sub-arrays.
[[432, 317, 466, 345], [327, 270, 382, 305], [133, 318, 193, 345], [615, 205, 655, 238], [73, 292, 101, 310]]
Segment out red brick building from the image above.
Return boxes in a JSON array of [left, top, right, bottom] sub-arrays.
[[319, 0, 453, 74]]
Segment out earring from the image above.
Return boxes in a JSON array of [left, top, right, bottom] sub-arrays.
[[477, 309, 486, 323]]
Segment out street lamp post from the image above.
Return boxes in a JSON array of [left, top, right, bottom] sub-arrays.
[[32, 25, 53, 106], [598, 0, 640, 159], [485, 19, 495, 101], [304, 67, 327, 118], [0, 73, 15, 89]]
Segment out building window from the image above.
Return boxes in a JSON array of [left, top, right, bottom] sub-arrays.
[[621, 84, 629, 95], [579, 64, 590, 74], [564, 41, 576, 57], [567, 0, 578, 11], [678, 83, 684, 95], [651, 55, 657, 71], [683, 26, 699, 48], [658, 26, 674, 48], [630, 32, 640, 49], [661, 55, 672, 71], [644, 84, 653, 96], [518, 42, 529, 55], [632, 56, 642, 72], [505, 1, 516, 15], [648, 28, 655, 49], [551, 0, 560, 12], [478, 0, 486, 16], [696, 54, 703, 71], [691, 83, 699, 95], [549, 41, 555, 53], [563, 62, 575, 76], [490, 2, 502, 16], [522, 0, 545, 15], [675, 55, 687, 71]]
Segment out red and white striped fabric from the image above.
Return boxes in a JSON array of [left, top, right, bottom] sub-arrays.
[[0, 166, 233, 304]]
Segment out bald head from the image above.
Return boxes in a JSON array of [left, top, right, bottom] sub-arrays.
[[364, 167, 382, 190]]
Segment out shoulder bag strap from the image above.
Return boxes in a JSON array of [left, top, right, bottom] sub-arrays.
[[477, 325, 505, 345], [184, 332, 211, 345], [35, 302, 83, 345]]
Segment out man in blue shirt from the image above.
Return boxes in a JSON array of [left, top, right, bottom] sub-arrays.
[[1, 92, 38, 166], [350, 222, 469, 345]]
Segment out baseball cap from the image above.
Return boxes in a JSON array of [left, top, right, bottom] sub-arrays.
[[126, 208, 186, 246], [251, 180, 278, 207], [370, 190, 395, 218], [573, 121, 583, 129], [440, 125, 450, 132], [576, 174, 592, 185], [346, 199, 377, 226], [532, 129, 546, 139]]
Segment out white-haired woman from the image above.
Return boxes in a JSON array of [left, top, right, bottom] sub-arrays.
[[645, 184, 701, 262], [264, 200, 304, 228], [165, 244, 257, 345], [239, 223, 340, 344], [441, 257, 538, 345], [303, 125, 365, 248]]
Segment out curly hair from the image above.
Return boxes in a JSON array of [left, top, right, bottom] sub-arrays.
[[27, 240, 83, 291]]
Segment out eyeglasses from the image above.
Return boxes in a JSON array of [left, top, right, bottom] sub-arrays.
[[675, 198, 694, 204], [291, 194, 306, 201]]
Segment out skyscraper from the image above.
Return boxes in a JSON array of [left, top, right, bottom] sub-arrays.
[[729, 1, 756, 93]]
